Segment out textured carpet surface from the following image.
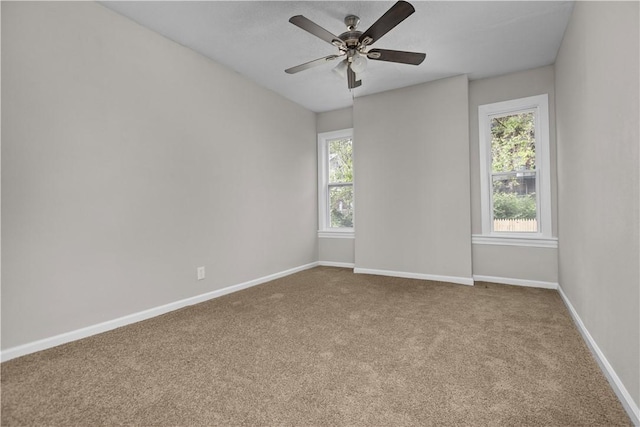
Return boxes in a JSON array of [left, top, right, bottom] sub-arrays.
[[1, 267, 631, 426]]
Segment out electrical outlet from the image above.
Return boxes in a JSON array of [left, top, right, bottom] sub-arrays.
[[197, 266, 205, 281]]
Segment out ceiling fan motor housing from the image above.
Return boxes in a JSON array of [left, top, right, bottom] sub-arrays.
[[338, 31, 363, 49]]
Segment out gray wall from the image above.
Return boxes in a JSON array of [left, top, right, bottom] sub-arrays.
[[353, 75, 472, 281], [316, 108, 355, 266], [2, 2, 317, 349], [555, 1, 639, 409], [317, 108, 353, 134], [472, 245, 557, 284], [318, 237, 355, 266], [469, 66, 558, 284]]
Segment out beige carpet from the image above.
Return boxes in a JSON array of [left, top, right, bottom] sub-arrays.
[[1, 267, 631, 426]]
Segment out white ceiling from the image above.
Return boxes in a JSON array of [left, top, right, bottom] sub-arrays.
[[100, 1, 574, 113]]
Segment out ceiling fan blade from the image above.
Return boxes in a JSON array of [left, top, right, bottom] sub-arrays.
[[289, 15, 344, 47], [359, 1, 415, 46], [285, 55, 341, 74], [367, 48, 426, 65], [347, 66, 362, 89]]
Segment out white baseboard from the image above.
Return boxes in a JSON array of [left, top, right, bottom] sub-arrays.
[[473, 274, 558, 290], [318, 261, 355, 268], [354, 267, 474, 286], [1, 262, 319, 363], [558, 285, 640, 425]]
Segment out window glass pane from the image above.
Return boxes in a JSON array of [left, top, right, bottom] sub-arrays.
[[492, 173, 538, 232], [491, 112, 536, 173], [328, 138, 353, 183], [329, 184, 353, 228]]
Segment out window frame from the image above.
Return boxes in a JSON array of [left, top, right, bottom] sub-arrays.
[[317, 128, 354, 237], [478, 94, 552, 240]]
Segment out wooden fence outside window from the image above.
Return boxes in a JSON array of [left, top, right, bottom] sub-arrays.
[[493, 218, 537, 232]]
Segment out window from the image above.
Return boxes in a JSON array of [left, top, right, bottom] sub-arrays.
[[478, 95, 552, 239], [318, 129, 354, 236]]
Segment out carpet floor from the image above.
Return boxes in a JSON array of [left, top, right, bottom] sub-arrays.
[[1, 266, 631, 426]]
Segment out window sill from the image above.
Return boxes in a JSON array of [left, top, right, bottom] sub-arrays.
[[472, 234, 557, 248], [318, 230, 355, 239]]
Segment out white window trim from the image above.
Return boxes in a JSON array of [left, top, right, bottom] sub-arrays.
[[478, 94, 552, 240], [471, 234, 558, 248], [317, 128, 354, 237], [318, 231, 355, 239]]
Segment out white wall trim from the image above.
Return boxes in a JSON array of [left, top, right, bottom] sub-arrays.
[[1, 262, 319, 363], [472, 234, 558, 248], [318, 261, 355, 268], [473, 274, 558, 289], [354, 267, 474, 286], [557, 285, 640, 425]]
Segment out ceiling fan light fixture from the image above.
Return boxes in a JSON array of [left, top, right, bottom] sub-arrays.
[[332, 59, 348, 79], [350, 52, 367, 74]]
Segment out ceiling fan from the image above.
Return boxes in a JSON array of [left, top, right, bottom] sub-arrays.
[[285, 1, 426, 90]]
